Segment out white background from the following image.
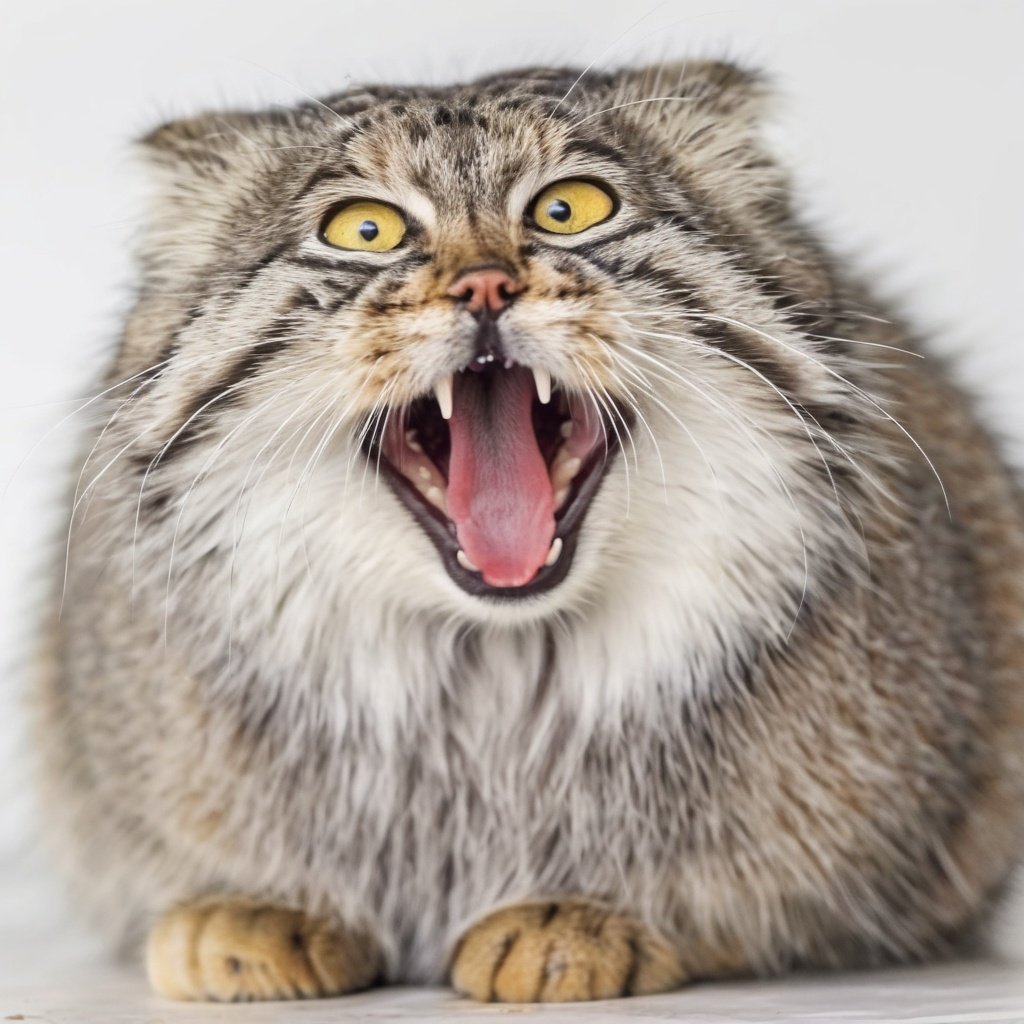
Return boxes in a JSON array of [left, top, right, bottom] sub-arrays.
[[1, 0, 1022, 947]]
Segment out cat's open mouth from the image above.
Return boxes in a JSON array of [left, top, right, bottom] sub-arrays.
[[365, 362, 622, 599]]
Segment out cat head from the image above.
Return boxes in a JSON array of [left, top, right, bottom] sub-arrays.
[[111, 62, 867, 635]]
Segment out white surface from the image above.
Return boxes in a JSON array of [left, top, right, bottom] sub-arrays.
[[2, 1, 1024, 1019], [3, 963, 1024, 1024]]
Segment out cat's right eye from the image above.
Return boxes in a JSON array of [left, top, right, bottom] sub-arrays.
[[320, 200, 406, 252]]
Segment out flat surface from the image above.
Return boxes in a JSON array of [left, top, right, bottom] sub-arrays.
[[3, 961, 1024, 1023], [2, 861, 1023, 1021], [2, 869, 1024, 1022]]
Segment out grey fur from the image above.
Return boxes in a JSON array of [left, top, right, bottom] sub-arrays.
[[34, 62, 1024, 983]]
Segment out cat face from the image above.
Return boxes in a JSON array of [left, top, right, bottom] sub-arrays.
[[109, 63, 865, 629]]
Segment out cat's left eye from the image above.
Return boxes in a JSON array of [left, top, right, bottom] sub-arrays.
[[320, 200, 406, 252], [530, 179, 616, 235]]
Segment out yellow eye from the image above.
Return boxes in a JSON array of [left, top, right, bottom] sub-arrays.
[[321, 200, 406, 252], [530, 179, 616, 234]]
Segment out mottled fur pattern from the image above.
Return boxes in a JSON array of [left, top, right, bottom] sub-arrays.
[[35, 62, 1024, 996]]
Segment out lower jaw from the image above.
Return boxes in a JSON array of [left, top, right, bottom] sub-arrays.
[[376, 444, 618, 602]]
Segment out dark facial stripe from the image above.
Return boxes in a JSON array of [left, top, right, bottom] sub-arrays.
[[147, 243, 293, 375], [143, 301, 205, 383], [563, 136, 627, 165], [574, 246, 804, 404], [323, 279, 374, 313], [621, 250, 863, 486], [685, 317, 799, 402], [659, 182, 837, 339], [288, 287, 322, 311], [294, 157, 366, 202], [145, 320, 296, 472], [284, 253, 373, 274], [565, 218, 661, 255], [232, 241, 292, 291]]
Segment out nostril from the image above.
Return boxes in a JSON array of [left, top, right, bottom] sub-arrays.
[[447, 266, 522, 317]]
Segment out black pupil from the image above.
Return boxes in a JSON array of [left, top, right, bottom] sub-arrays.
[[547, 199, 572, 223], [359, 220, 379, 241]]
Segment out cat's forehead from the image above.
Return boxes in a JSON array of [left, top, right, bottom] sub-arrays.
[[325, 85, 595, 206]]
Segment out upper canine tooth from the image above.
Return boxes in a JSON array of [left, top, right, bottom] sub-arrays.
[[533, 367, 552, 405], [434, 375, 453, 419]]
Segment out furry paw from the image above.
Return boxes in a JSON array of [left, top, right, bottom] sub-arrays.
[[450, 899, 686, 1002], [146, 898, 381, 1001]]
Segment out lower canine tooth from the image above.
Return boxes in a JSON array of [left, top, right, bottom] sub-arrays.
[[544, 537, 563, 567], [457, 549, 479, 572], [554, 486, 569, 509]]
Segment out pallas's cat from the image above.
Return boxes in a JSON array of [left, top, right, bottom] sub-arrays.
[[36, 63, 1024, 1003]]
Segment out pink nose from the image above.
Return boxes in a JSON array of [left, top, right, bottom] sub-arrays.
[[446, 267, 522, 316]]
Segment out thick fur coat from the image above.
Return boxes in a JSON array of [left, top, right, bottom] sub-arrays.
[[35, 63, 1024, 995]]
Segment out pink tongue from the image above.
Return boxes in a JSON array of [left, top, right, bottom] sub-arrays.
[[447, 369, 555, 588]]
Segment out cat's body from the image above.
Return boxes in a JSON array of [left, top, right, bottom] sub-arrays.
[[35, 64, 1024, 1002]]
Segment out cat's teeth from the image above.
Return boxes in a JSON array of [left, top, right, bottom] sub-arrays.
[[544, 537, 563, 567], [426, 485, 447, 514], [550, 450, 582, 491], [559, 420, 574, 439], [554, 486, 570, 510], [456, 549, 479, 572], [434, 375, 453, 420], [533, 367, 552, 405], [405, 429, 423, 453]]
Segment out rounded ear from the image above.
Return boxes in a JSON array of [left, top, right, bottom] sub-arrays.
[[136, 88, 373, 179], [607, 59, 770, 124], [132, 98, 358, 290], [137, 109, 285, 179], [130, 110, 280, 290], [595, 61, 832, 301], [589, 60, 786, 220]]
